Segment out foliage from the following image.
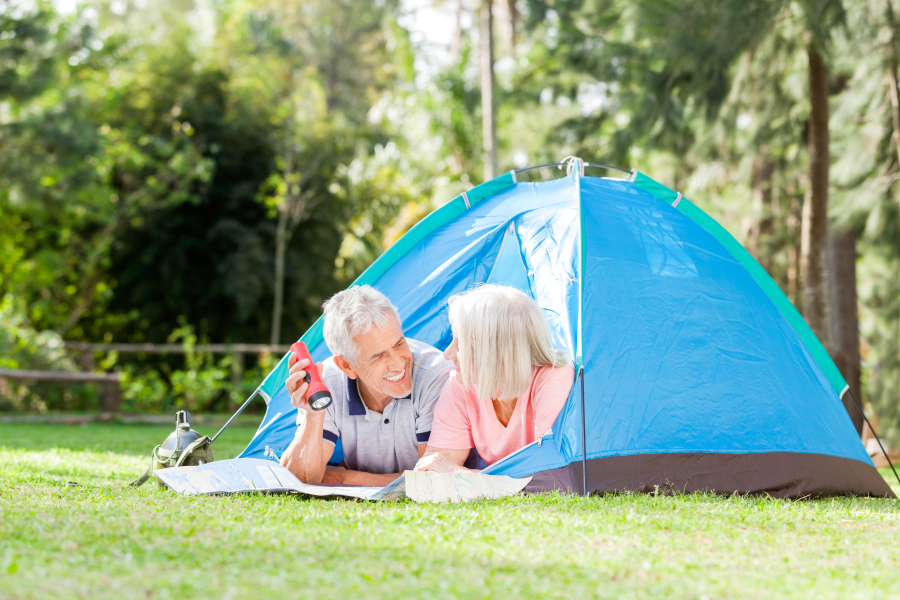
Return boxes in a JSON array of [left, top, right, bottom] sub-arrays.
[[0, 297, 73, 372], [1, 0, 900, 438], [0, 423, 899, 600], [0, 296, 90, 413], [162, 321, 228, 412], [825, 0, 900, 443]]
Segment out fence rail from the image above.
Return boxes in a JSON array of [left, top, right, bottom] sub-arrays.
[[3, 343, 291, 414], [0, 368, 120, 383], [60, 341, 291, 413], [63, 342, 291, 354], [0, 368, 122, 412]]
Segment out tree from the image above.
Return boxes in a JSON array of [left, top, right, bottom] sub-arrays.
[[829, 0, 900, 443], [827, 226, 864, 433], [0, 3, 213, 338], [222, 0, 403, 344], [481, 0, 498, 179], [801, 44, 834, 348]]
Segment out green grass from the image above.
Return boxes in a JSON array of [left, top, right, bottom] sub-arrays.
[[1, 424, 899, 600]]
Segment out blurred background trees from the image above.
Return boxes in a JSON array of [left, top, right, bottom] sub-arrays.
[[1, 0, 900, 443]]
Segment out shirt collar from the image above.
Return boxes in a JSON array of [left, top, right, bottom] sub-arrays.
[[345, 375, 411, 418], [346, 376, 367, 416]]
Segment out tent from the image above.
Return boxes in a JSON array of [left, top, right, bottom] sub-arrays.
[[234, 159, 894, 499]]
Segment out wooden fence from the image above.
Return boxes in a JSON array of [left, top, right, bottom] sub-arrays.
[[0, 368, 123, 412], [1, 342, 291, 413]]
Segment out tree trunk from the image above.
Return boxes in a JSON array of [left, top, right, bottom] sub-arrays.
[[800, 46, 832, 349], [450, 0, 463, 62], [270, 110, 295, 346], [828, 227, 864, 435], [271, 209, 288, 346], [507, 0, 519, 50], [885, 0, 900, 170], [751, 157, 775, 274], [480, 0, 498, 181], [786, 191, 801, 305], [884, 0, 900, 362]]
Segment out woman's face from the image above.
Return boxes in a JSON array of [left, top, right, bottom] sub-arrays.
[[443, 337, 461, 372]]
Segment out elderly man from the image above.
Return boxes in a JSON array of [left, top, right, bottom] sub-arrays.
[[280, 285, 454, 486]]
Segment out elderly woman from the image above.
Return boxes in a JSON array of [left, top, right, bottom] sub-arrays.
[[415, 284, 575, 473]]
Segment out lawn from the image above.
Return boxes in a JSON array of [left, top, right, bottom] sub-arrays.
[[1, 423, 898, 600]]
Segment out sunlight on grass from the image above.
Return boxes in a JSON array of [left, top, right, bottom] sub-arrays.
[[1, 424, 899, 600]]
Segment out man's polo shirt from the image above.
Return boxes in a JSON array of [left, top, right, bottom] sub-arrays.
[[315, 338, 454, 475]]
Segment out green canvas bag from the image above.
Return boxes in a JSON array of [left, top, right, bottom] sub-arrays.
[[131, 411, 214, 488]]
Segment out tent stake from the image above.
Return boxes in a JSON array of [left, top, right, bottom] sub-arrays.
[[579, 367, 587, 497], [846, 389, 900, 492], [210, 390, 259, 446]]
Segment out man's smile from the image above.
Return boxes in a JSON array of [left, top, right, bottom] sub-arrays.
[[383, 369, 406, 383]]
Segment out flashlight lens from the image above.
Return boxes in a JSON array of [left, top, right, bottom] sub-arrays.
[[310, 396, 331, 410]]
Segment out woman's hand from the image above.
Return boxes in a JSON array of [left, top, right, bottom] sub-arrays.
[[413, 452, 471, 474]]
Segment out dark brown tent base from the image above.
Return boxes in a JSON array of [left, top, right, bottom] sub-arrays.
[[526, 452, 895, 499]]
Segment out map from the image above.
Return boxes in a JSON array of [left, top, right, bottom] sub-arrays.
[[155, 458, 531, 503], [154, 458, 383, 499]]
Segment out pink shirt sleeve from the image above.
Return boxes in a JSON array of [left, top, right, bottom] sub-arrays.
[[533, 365, 576, 437], [428, 372, 475, 450]]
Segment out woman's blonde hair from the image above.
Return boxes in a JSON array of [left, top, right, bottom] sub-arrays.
[[447, 284, 569, 401]]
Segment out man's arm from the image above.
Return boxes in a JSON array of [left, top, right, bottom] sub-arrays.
[[321, 468, 400, 487], [280, 411, 334, 483], [322, 443, 430, 486], [279, 356, 336, 483]]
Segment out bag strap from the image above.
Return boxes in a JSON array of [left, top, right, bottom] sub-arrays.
[[174, 436, 211, 467], [129, 445, 162, 487]]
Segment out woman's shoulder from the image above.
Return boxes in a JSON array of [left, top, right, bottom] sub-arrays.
[[534, 362, 576, 384], [434, 370, 475, 422], [440, 370, 471, 401]]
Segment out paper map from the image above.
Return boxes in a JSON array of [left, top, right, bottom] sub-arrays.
[[401, 470, 532, 503], [154, 458, 531, 503], [154, 458, 382, 499]]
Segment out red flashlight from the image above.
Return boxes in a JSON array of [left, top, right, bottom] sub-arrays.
[[290, 342, 332, 411]]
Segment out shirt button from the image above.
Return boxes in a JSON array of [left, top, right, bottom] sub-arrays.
[[384, 419, 390, 424]]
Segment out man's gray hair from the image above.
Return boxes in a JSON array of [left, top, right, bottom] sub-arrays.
[[448, 284, 569, 401], [322, 285, 402, 362]]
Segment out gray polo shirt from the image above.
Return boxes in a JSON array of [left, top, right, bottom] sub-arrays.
[[314, 338, 454, 475]]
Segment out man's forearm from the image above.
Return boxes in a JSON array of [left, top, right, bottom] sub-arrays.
[[322, 467, 402, 487], [279, 414, 328, 483]]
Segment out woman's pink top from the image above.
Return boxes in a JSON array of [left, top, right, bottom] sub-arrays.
[[429, 364, 576, 466]]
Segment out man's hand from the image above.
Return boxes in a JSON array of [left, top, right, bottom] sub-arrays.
[[286, 355, 326, 417], [321, 466, 349, 484], [414, 452, 471, 474], [280, 354, 331, 484], [323, 466, 404, 487]]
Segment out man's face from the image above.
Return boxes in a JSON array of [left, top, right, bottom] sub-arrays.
[[347, 319, 414, 400]]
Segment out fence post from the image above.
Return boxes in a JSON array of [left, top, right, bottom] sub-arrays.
[[100, 379, 122, 415], [230, 350, 244, 412]]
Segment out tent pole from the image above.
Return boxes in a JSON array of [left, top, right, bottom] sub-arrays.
[[846, 389, 900, 491], [514, 162, 631, 176], [579, 367, 587, 496], [210, 389, 259, 446]]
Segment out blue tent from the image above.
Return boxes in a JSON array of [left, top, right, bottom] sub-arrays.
[[236, 160, 893, 498]]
